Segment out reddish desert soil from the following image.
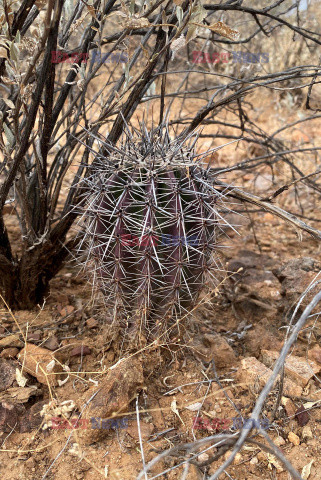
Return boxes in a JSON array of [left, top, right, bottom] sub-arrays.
[[1, 90, 321, 480]]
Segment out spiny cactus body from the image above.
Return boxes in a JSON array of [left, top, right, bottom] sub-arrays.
[[78, 127, 230, 337]]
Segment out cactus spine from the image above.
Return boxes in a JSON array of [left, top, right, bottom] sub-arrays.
[[78, 126, 230, 339]]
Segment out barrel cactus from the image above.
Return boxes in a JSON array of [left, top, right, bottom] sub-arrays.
[[78, 126, 230, 340]]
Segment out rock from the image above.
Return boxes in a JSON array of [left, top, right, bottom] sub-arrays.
[[186, 464, 203, 480], [288, 431, 300, 446], [233, 453, 243, 465], [0, 358, 17, 391], [281, 397, 296, 418], [19, 401, 47, 433], [295, 405, 309, 426], [0, 334, 23, 349], [0, 386, 40, 404], [26, 331, 42, 342], [70, 345, 91, 357], [58, 305, 75, 316], [86, 318, 98, 329], [274, 436, 285, 446], [197, 452, 209, 463], [0, 347, 19, 359], [77, 357, 143, 444], [250, 455, 259, 465], [43, 336, 59, 351], [237, 357, 302, 397], [245, 324, 282, 356], [261, 350, 320, 388], [127, 420, 154, 441], [17, 343, 63, 387], [0, 402, 21, 432], [192, 334, 237, 367], [273, 258, 321, 309], [308, 346, 321, 364], [302, 425, 313, 441]]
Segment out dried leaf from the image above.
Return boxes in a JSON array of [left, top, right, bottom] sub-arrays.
[[302, 460, 314, 480], [162, 10, 168, 33], [208, 21, 240, 41], [266, 453, 284, 472], [176, 6, 183, 27], [3, 123, 14, 147], [16, 368, 28, 387], [0, 46, 7, 58], [46, 359, 56, 372], [190, 3, 207, 24], [171, 34, 185, 59], [185, 402, 202, 412], [9, 41, 19, 62], [87, 4, 98, 21], [186, 3, 207, 43], [3, 98, 15, 109], [185, 24, 197, 44], [171, 399, 185, 425]]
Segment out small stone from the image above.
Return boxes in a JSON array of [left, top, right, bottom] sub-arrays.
[[86, 318, 98, 329], [70, 345, 91, 357], [127, 420, 154, 441], [295, 404, 309, 426], [193, 333, 237, 368], [0, 358, 17, 391], [105, 350, 115, 363], [0, 402, 21, 432], [0, 347, 19, 359], [233, 453, 242, 465], [58, 305, 74, 317], [17, 343, 63, 387], [197, 453, 209, 463], [288, 432, 300, 446], [308, 346, 321, 364], [262, 350, 320, 388], [27, 331, 42, 342], [186, 464, 203, 479], [0, 334, 23, 349], [302, 425, 313, 440], [250, 456, 259, 465], [274, 436, 285, 447], [281, 397, 296, 418], [77, 358, 143, 444], [20, 401, 47, 433], [43, 336, 59, 351], [237, 357, 302, 397], [25, 457, 35, 468], [257, 451, 266, 462]]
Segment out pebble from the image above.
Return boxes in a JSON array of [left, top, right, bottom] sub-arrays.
[[70, 345, 91, 357], [43, 336, 59, 351], [0, 358, 17, 391], [17, 343, 63, 386], [27, 331, 42, 342], [58, 305, 75, 316], [302, 425, 313, 440], [288, 431, 300, 446], [86, 318, 98, 328], [274, 436, 286, 446], [197, 453, 209, 463], [0, 347, 19, 359], [0, 334, 23, 348]]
